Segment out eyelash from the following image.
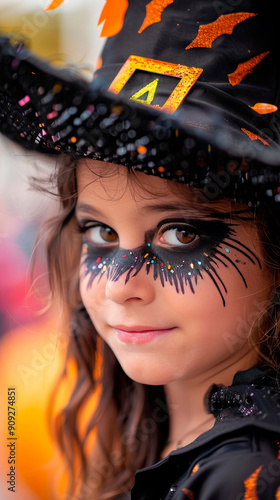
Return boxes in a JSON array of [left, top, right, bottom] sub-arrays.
[[81, 224, 118, 246], [158, 223, 199, 248]]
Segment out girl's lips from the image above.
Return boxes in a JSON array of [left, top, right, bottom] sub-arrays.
[[113, 326, 177, 344]]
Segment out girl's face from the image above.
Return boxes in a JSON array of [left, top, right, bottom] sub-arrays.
[[77, 160, 273, 386]]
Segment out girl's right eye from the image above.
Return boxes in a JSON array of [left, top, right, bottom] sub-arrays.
[[84, 225, 118, 245]]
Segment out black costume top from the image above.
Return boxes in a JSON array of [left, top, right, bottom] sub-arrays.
[[131, 367, 280, 499]]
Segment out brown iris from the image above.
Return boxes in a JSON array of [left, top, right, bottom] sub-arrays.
[[176, 228, 196, 244], [100, 226, 118, 242], [85, 225, 118, 244]]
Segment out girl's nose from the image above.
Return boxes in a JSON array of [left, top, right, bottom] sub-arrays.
[[105, 269, 156, 305]]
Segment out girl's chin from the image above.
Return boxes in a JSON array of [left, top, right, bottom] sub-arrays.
[[124, 373, 169, 386], [116, 360, 178, 386]]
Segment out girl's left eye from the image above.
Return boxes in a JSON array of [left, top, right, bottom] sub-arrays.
[[158, 225, 198, 246], [85, 225, 118, 245]]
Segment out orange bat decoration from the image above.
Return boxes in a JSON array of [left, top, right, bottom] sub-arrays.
[[98, 0, 129, 38], [243, 466, 263, 499], [242, 128, 270, 146], [250, 103, 278, 114], [185, 12, 256, 50], [44, 0, 65, 10], [228, 51, 269, 86], [138, 0, 174, 34]]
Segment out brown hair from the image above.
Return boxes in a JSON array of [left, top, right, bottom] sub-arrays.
[[39, 154, 280, 499], [41, 156, 169, 500]]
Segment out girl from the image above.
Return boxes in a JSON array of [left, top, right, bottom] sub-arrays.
[[1, 1, 280, 498]]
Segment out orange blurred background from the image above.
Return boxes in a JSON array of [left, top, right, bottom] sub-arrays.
[[0, 2, 104, 498]]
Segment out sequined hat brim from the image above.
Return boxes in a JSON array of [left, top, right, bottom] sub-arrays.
[[0, 36, 280, 206]]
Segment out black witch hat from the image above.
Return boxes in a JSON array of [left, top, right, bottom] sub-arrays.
[[1, 0, 280, 205]]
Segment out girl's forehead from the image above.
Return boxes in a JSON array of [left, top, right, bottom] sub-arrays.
[[76, 159, 234, 216]]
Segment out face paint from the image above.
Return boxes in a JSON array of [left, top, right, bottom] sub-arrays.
[[79, 217, 261, 307]]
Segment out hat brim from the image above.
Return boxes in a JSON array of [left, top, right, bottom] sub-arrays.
[[1, 36, 280, 205]]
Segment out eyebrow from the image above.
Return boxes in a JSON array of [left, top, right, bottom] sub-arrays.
[[75, 202, 206, 217], [142, 203, 204, 214], [76, 203, 105, 217]]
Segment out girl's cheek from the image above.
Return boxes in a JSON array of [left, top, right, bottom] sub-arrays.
[[80, 272, 106, 313]]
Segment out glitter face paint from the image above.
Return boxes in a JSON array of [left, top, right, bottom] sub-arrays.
[[79, 216, 261, 307]]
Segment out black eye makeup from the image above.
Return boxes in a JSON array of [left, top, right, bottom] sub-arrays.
[[78, 216, 261, 307]]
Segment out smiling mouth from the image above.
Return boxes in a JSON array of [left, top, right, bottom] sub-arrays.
[[112, 326, 178, 344]]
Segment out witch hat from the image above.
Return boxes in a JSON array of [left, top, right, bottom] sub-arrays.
[[1, 0, 280, 205]]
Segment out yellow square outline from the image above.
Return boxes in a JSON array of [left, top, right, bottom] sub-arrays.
[[108, 55, 203, 113]]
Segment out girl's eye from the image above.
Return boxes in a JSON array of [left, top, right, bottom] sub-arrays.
[[158, 226, 197, 246], [85, 225, 118, 245]]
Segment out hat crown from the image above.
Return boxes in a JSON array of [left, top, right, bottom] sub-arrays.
[[96, 0, 278, 118]]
